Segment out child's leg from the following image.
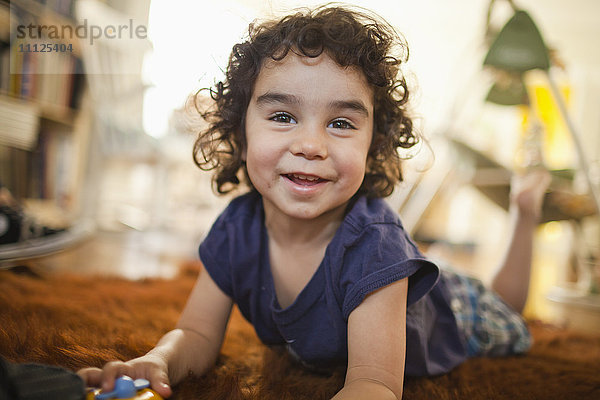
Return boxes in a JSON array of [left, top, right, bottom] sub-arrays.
[[490, 169, 552, 313]]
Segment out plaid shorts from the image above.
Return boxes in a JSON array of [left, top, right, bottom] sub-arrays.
[[441, 267, 532, 358]]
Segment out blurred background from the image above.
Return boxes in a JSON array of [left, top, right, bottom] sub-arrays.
[[1, 0, 599, 332]]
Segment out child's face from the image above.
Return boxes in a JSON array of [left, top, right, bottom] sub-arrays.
[[243, 52, 374, 221]]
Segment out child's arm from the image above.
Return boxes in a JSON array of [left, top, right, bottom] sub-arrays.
[[332, 278, 408, 400], [78, 266, 233, 398], [170, 266, 233, 379]]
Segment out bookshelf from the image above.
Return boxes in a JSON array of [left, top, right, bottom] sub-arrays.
[[0, 0, 93, 263]]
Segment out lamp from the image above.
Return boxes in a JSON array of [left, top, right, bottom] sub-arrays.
[[482, 2, 600, 214], [483, 9, 549, 106], [483, 10, 550, 72], [485, 75, 528, 106]]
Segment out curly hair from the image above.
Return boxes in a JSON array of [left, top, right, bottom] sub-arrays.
[[193, 5, 418, 198]]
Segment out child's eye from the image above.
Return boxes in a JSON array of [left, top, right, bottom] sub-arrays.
[[328, 119, 356, 130], [270, 112, 296, 124]]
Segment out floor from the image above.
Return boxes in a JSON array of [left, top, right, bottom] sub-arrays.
[[18, 228, 199, 280]]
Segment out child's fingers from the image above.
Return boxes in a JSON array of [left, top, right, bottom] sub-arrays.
[[148, 369, 172, 398], [77, 367, 103, 386], [78, 361, 171, 397], [100, 361, 135, 391]]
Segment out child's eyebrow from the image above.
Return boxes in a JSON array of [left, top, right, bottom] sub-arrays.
[[255, 92, 301, 106], [255, 91, 370, 117], [328, 100, 370, 117]]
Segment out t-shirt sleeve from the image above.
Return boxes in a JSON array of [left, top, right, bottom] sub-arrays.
[[198, 212, 233, 298], [339, 223, 439, 319]]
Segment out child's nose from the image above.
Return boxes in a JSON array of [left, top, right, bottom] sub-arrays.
[[289, 126, 328, 160]]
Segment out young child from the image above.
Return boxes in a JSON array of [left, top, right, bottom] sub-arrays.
[[78, 5, 551, 399]]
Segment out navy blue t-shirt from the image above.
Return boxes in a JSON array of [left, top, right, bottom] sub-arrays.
[[199, 191, 467, 375]]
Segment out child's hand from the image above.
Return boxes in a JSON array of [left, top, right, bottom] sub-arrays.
[[509, 168, 552, 220], [77, 353, 172, 398]]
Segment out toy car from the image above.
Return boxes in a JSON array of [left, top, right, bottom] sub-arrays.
[[86, 376, 163, 400]]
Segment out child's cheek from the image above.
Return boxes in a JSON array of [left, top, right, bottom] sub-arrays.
[[245, 141, 280, 188]]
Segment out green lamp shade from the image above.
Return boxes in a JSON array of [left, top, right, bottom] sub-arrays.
[[484, 10, 550, 72], [486, 77, 529, 105]]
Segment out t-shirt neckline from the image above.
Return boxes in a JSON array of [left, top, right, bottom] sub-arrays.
[[259, 203, 333, 325]]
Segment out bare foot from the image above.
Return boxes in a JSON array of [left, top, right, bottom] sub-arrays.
[[509, 169, 552, 220]]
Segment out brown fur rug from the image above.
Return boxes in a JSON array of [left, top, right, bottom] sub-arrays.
[[1, 262, 599, 400]]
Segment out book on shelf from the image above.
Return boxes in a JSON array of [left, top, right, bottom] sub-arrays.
[[0, 94, 40, 150], [35, 127, 73, 206], [0, 145, 31, 201], [0, 41, 9, 91], [5, 40, 83, 110], [32, 0, 77, 18], [0, 120, 78, 221], [12, 0, 77, 20], [4, 0, 84, 106], [1, 0, 87, 226]]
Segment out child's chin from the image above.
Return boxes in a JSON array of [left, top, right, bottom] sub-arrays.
[[282, 202, 349, 221]]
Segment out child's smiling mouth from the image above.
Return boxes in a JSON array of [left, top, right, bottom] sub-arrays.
[[283, 173, 328, 186]]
